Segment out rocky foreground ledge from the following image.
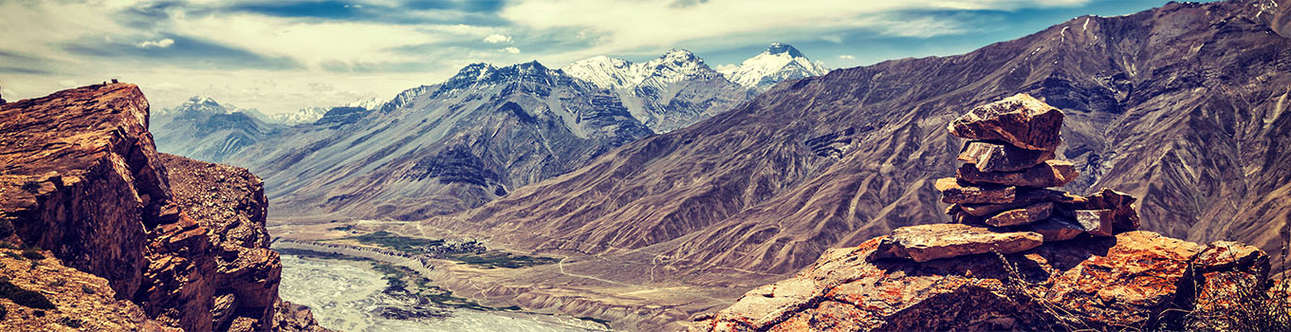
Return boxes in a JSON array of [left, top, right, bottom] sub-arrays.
[[0, 83, 326, 331]]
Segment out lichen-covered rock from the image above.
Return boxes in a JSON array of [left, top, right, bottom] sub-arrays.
[[947, 94, 1064, 151], [957, 140, 1056, 172], [698, 231, 1271, 331], [870, 224, 1043, 262], [957, 160, 1077, 188]]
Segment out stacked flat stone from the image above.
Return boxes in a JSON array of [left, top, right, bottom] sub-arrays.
[[872, 94, 1141, 263]]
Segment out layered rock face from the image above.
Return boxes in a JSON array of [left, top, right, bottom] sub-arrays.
[[0, 83, 324, 331], [161, 153, 324, 331], [699, 96, 1275, 331]]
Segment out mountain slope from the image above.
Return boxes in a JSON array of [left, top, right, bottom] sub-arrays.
[[431, 0, 1291, 282], [717, 43, 829, 91], [229, 61, 653, 221], [563, 50, 751, 133]]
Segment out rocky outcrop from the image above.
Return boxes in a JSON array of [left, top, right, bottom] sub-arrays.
[[160, 153, 313, 331], [0, 247, 177, 331], [0, 83, 325, 331], [698, 231, 1270, 331]]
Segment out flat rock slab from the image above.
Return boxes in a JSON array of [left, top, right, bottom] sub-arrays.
[[935, 177, 1016, 204], [985, 202, 1053, 227], [958, 160, 1078, 188], [948, 93, 1064, 151], [871, 224, 1043, 262], [958, 140, 1056, 173], [958, 188, 1082, 217]]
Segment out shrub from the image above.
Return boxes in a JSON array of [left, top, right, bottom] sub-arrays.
[[21, 247, 43, 260], [59, 317, 85, 328]]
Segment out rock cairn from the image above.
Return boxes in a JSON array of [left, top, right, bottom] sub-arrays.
[[873, 94, 1140, 262]]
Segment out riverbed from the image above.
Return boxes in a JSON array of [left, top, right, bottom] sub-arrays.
[[278, 254, 608, 331]]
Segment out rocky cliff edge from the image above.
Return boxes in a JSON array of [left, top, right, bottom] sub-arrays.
[[0, 83, 326, 331]]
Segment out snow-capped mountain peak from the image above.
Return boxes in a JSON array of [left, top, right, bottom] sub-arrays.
[[561, 49, 716, 91], [718, 43, 829, 90]]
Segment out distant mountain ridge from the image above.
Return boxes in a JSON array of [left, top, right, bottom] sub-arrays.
[[224, 60, 653, 220]]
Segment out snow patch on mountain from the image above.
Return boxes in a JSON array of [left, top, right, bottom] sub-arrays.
[[717, 43, 829, 90]]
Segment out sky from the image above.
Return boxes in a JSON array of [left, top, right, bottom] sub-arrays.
[[0, 0, 1210, 115]]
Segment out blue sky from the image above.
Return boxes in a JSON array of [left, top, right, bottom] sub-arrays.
[[0, 0, 1210, 114]]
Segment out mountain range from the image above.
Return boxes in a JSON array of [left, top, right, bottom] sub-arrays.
[[423, 0, 1291, 285], [154, 45, 829, 220]]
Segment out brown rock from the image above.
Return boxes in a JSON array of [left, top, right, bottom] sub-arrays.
[[958, 160, 1077, 187], [984, 202, 1052, 227], [935, 177, 1016, 204], [947, 93, 1064, 151], [701, 232, 1268, 331], [1079, 188, 1140, 232], [958, 140, 1057, 172], [871, 224, 1043, 262], [1075, 209, 1115, 237]]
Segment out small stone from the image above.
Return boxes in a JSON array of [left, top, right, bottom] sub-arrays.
[[958, 160, 1078, 188], [1022, 217, 1086, 241], [1075, 209, 1115, 237], [947, 93, 1064, 151], [870, 224, 1043, 263], [935, 177, 1015, 204], [985, 202, 1053, 227], [1078, 188, 1140, 232], [958, 141, 1056, 173]]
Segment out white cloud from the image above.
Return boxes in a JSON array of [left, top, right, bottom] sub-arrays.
[[501, 0, 1089, 59], [166, 13, 449, 69], [137, 38, 175, 48], [501, 47, 520, 54], [838, 55, 855, 60], [483, 33, 512, 44], [820, 34, 843, 43]]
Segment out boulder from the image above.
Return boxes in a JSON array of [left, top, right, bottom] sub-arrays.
[[870, 224, 1043, 262], [947, 93, 1064, 151], [935, 177, 1016, 204], [984, 202, 1053, 227], [958, 160, 1077, 188], [958, 140, 1056, 173]]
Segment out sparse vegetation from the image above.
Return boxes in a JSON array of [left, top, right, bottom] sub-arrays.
[[81, 285, 96, 295], [370, 262, 515, 312], [0, 277, 55, 310], [444, 250, 560, 269], [345, 231, 557, 268], [275, 248, 370, 262], [58, 317, 84, 328]]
